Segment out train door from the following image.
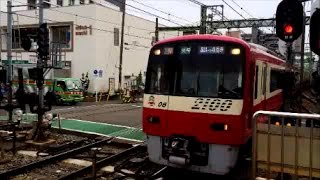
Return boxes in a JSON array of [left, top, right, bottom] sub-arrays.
[[261, 62, 268, 110]]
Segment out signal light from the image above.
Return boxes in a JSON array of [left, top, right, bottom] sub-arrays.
[[37, 23, 49, 61], [276, 0, 303, 42], [310, 9, 320, 55], [284, 24, 293, 34]]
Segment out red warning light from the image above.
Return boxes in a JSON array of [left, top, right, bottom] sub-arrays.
[[284, 24, 293, 34]]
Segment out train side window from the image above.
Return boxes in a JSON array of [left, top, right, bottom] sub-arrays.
[[254, 66, 258, 99], [270, 69, 280, 92]]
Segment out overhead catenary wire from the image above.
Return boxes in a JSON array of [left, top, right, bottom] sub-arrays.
[[129, 0, 194, 24], [229, 0, 273, 32], [230, 0, 255, 18], [11, 0, 155, 33], [112, 0, 184, 26]]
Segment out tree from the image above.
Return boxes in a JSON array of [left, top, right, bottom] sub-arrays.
[[136, 71, 144, 87]]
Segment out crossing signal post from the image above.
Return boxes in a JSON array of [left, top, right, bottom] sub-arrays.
[[310, 9, 320, 55], [33, 22, 50, 141]]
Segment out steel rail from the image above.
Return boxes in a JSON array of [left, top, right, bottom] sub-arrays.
[[148, 166, 169, 180], [58, 144, 146, 180], [0, 137, 112, 179]]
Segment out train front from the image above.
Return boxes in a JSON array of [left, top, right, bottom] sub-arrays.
[[143, 36, 250, 175]]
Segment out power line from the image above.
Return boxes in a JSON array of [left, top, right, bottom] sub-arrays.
[[129, 0, 193, 24], [221, 0, 247, 20], [0, 10, 153, 41], [12, 0, 155, 33], [229, 0, 273, 32], [112, 0, 183, 26], [187, 0, 205, 6], [230, 0, 254, 18]]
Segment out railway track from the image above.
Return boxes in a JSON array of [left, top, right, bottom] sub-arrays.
[[301, 93, 318, 114], [59, 144, 165, 180], [0, 137, 132, 179]]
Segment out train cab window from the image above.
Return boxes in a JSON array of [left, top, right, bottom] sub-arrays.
[[145, 47, 175, 95], [145, 42, 245, 99]]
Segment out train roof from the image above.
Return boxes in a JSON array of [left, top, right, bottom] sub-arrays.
[[154, 34, 285, 63], [154, 34, 250, 48]]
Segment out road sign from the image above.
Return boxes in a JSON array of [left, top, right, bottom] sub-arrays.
[[1, 60, 30, 65]]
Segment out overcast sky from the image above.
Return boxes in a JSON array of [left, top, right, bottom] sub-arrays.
[[0, 0, 317, 40]]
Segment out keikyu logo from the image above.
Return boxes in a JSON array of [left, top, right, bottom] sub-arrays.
[[148, 96, 155, 106]]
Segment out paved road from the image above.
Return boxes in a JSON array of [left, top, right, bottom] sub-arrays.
[[1, 100, 143, 128], [52, 101, 143, 128]]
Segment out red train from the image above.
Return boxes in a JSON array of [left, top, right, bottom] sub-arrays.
[[142, 35, 288, 175]]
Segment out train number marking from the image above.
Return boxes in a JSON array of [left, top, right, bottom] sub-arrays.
[[158, 102, 167, 108], [192, 98, 233, 111]]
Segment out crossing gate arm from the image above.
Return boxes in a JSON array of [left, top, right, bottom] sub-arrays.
[[252, 110, 320, 180]]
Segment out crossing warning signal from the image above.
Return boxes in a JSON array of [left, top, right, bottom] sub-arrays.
[[276, 0, 304, 42], [37, 23, 49, 61], [310, 9, 320, 55]]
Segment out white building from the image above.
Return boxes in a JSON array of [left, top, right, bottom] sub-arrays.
[[0, 0, 179, 94]]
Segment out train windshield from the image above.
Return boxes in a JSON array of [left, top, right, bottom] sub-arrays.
[[145, 41, 245, 99]]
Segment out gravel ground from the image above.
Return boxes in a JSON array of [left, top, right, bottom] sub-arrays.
[[9, 143, 129, 179]]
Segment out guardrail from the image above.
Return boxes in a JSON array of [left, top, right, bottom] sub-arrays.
[[252, 110, 320, 180]]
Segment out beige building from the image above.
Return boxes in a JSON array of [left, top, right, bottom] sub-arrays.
[[0, 0, 179, 93]]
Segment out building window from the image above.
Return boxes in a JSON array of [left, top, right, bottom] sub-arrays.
[[9, 27, 38, 50], [114, 28, 120, 46], [51, 26, 72, 49], [27, 0, 36, 10], [69, 0, 75, 6], [43, 0, 51, 8], [57, 0, 63, 6], [80, 0, 85, 4]]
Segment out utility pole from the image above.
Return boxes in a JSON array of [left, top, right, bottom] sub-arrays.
[[200, 5, 207, 34], [7, 0, 13, 122], [118, 0, 126, 93], [34, 0, 45, 141]]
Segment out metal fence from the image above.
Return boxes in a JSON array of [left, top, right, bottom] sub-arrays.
[[252, 110, 320, 180]]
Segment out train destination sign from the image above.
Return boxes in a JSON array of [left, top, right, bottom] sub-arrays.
[[199, 46, 225, 54]]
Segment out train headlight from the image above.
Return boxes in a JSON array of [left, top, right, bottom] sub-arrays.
[[231, 48, 241, 55], [154, 49, 161, 55]]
